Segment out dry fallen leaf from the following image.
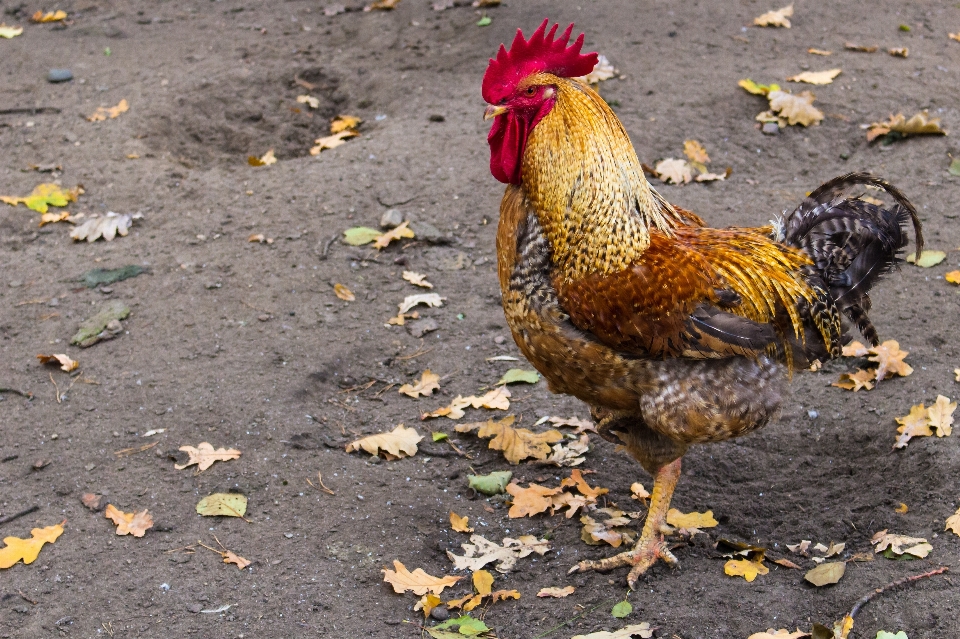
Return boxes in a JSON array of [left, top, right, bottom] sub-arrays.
[[946, 507, 960, 537], [927, 395, 956, 437], [842, 341, 869, 357], [399, 370, 441, 398], [537, 586, 575, 598], [895, 502, 909, 514], [871, 530, 932, 558], [544, 434, 590, 467], [845, 42, 878, 52], [786, 540, 811, 554], [654, 158, 692, 185], [683, 139, 710, 172], [832, 369, 876, 391], [894, 403, 933, 449], [888, 47, 908, 58], [222, 550, 251, 570], [104, 504, 154, 537], [398, 293, 445, 314], [739, 79, 782, 96], [951, 33, 960, 42], [296, 94, 320, 109], [174, 442, 242, 472], [807, 48, 831, 55], [724, 558, 769, 582], [866, 111, 946, 142], [70, 212, 143, 243], [447, 534, 549, 573], [346, 424, 422, 459], [804, 561, 845, 587], [768, 90, 823, 126], [580, 509, 637, 548], [945, 270, 960, 285], [572, 624, 654, 639], [247, 149, 277, 166], [33, 10, 67, 22], [386, 311, 419, 326], [382, 560, 461, 595], [0, 523, 64, 569], [906, 249, 947, 267], [364, 0, 401, 11], [786, 68, 841, 85], [36, 353, 78, 372], [414, 593, 442, 618], [0, 23, 24, 38], [196, 493, 248, 518], [754, 4, 793, 27], [666, 509, 718, 532], [374, 220, 415, 249], [87, 99, 129, 122], [456, 415, 562, 464], [772, 557, 802, 569], [748, 630, 810, 639], [544, 416, 597, 434], [426, 387, 511, 420], [450, 512, 474, 533], [505, 482, 563, 518], [1, 183, 82, 214], [330, 114, 363, 133], [869, 340, 913, 381], [333, 283, 355, 301], [310, 130, 358, 155], [402, 271, 433, 288], [630, 482, 650, 501], [578, 54, 617, 84]]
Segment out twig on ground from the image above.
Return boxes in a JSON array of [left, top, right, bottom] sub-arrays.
[[49, 373, 61, 403], [319, 233, 338, 259], [0, 107, 62, 115], [18, 590, 38, 605], [113, 441, 159, 457], [307, 472, 335, 495], [848, 565, 949, 622], [396, 346, 434, 361], [0, 505, 40, 528], [531, 598, 619, 639], [0, 386, 33, 399]]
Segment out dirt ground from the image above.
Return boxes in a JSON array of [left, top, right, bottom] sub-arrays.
[[1, 1, 959, 638]]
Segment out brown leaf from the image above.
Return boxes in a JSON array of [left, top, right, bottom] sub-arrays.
[[450, 511, 474, 533], [807, 48, 832, 56], [346, 424, 422, 459], [247, 149, 277, 167], [446, 534, 550, 572], [87, 99, 129, 122], [80, 493, 103, 511], [104, 504, 154, 537], [560, 469, 609, 499], [505, 482, 563, 518], [374, 220, 415, 249], [333, 283, 355, 301], [174, 443, 242, 472], [537, 586, 575, 598], [223, 550, 251, 569], [545, 416, 597, 434], [804, 561, 845, 586], [364, 0, 401, 11], [887, 47, 908, 58], [456, 415, 562, 464], [399, 370, 440, 398], [36, 353, 78, 372], [832, 369, 876, 391], [868, 340, 913, 381], [871, 530, 932, 557], [402, 271, 433, 288], [894, 403, 933, 448], [841, 340, 869, 357], [753, 4, 793, 28], [381, 560, 461, 595], [32, 10, 67, 22], [866, 111, 946, 142], [845, 42, 878, 52], [426, 387, 511, 420], [772, 557, 802, 569], [927, 394, 955, 437], [580, 511, 636, 548], [768, 90, 824, 126]]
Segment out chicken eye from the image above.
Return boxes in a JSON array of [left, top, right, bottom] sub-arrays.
[[526, 86, 536, 95]]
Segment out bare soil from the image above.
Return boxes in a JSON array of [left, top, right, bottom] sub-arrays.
[[1, 1, 959, 638]]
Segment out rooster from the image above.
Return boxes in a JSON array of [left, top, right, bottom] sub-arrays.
[[482, 20, 922, 588]]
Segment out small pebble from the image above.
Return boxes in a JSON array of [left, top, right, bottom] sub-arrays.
[[187, 603, 202, 614], [428, 114, 445, 122], [761, 122, 780, 135], [380, 209, 404, 229], [257, 314, 270, 322], [48, 69, 73, 83], [430, 606, 450, 621], [494, 335, 506, 344], [808, 410, 819, 419]]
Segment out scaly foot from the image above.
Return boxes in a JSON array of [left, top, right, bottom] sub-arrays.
[[568, 532, 678, 589]]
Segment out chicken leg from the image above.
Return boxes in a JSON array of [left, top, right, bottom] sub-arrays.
[[569, 458, 681, 589]]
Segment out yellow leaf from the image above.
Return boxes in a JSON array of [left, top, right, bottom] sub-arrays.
[[491, 589, 520, 602], [832, 368, 876, 391], [32, 10, 67, 22], [473, 569, 494, 596], [724, 558, 769, 582], [753, 4, 792, 28], [871, 529, 931, 557], [768, 90, 823, 126], [739, 79, 781, 96], [346, 424, 423, 459], [505, 482, 563, 518], [654, 158, 691, 185], [373, 220, 415, 249], [196, 493, 248, 518], [450, 511, 474, 533], [786, 68, 841, 85], [36, 353, 78, 372], [381, 559, 461, 595], [330, 114, 363, 134], [403, 271, 433, 288], [39, 211, 70, 226], [247, 149, 276, 166], [682, 140, 710, 167], [310, 130, 358, 155], [630, 482, 650, 500], [0, 183, 81, 213], [945, 270, 960, 285], [87, 99, 129, 122], [0, 23, 24, 38], [951, 33, 960, 42], [174, 442, 241, 472], [895, 503, 909, 514], [0, 523, 64, 568], [888, 47, 909, 58], [400, 370, 441, 398], [415, 593, 442, 618], [869, 340, 913, 381], [927, 395, 956, 437], [455, 415, 562, 464], [894, 403, 933, 448], [867, 111, 946, 142], [104, 504, 153, 537], [333, 283, 355, 301], [945, 507, 960, 537], [537, 586, 575, 598], [666, 508, 718, 530]]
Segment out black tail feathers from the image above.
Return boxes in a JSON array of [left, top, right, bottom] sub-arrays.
[[781, 172, 923, 347]]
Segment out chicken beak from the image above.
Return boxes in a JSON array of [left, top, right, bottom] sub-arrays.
[[484, 104, 508, 121]]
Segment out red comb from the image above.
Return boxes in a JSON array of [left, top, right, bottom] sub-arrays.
[[482, 19, 598, 104]]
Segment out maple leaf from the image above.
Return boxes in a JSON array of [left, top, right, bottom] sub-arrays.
[[505, 482, 563, 518], [768, 90, 823, 126], [374, 220, 415, 249], [447, 534, 550, 573], [748, 631, 810, 639], [753, 5, 793, 28], [665, 509, 718, 532], [945, 507, 960, 537], [403, 271, 433, 288], [866, 111, 946, 142], [654, 158, 692, 185], [832, 369, 876, 391], [869, 340, 913, 381], [786, 68, 841, 85], [578, 54, 617, 84], [537, 586, 575, 598], [894, 403, 932, 449], [0, 523, 64, 569], [104, 504, 153, 537], [398, 293, 445, 314], [842, 341, 869, 357], [927, 395, 956, 437], [871, 530, 932, 558], [70, 212, 143, 242], [1, 183, 82, 213], [399, 370, 441, 398], [455, 415, 562, 464], [346, 424, 422, 459], [0, 23, 24, 38], [330, 115, 363, 133], [36, 353, 78, 372], [571, 623, 654, 639], [427, 387, 511, 420], [333, 283, 355, 301], [382, 560, 461, 595], [450, 512, 474, 533], [310, 130, 358, 154], [175, 442, 241, 472], [544, 434, 590, 467], [724, 558, 769, 581], [87, 99, 129, 122], [247, 149, 277, 166]]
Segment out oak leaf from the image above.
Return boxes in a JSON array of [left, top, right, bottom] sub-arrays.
[[333, 283, 355, 301], [866, 111, 946, 142], [446, 534, 550, 573], [841, 341, 869, 357], [1, 183, 82, 213], [455, 415, 562, 464], [748, 631, 810, 639], [175, 442, 241, 472], [0, 23, 23, 38], [87, 99, 129, 122], [505, 482, 563, 518], [544, 434, 590, 467], [946, 507, 960, 537], [572, 623, 654, 639], [104, 504, 153, 537], [927, 395, 955, 437], [450, 512, 474, 533], [247, 149, 276, 166], [753, 5, 793, 28], [37, 353, 78, 372], [398, 293, 445, 314], [399, 370, 440, 398], [309, 130, 357, 154], [894, 403, 932, 448], [786, 68, 841, 85], [578, 54, 617, 84], [654, 158, 692, 185], [196, 493, 248, 518], [374, 220, 415, 249], [724, 558, 769, 581], [871, 530, 931, 558], [561, 469, 609, 500], [382, 560, 461, 595], [0, 523, 64, 569], [537, 586, 575, 598], [427, 387, 511, 420], [545, 415, 597, 434], [580, 510, 636, 548], [223, 550, 251, 569], [346, 424, 422, 459], [768, 90, 823, 126], [832, 369, 875, 391], [666, 509, 718, 532], [403, 271, 433, 288], [869, 340, 913, 381], [70, 212, 143, 242]]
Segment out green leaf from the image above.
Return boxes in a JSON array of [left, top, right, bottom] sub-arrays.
[[881, 548, 920, 560], [426, 630, 464, 639], [432, 432, 448, 442], [877, 632, 908, 639], [70, 300, 130, 347], [949, 158, 960, 177], [738, 79, 781, 96], [79, 265, 147, 288], [434, 615, 489, 636], [496, 369, 540, 385], [477, 16, 492, 27], [196, 493, 248, 517], [467, 471, 512, 495], [899, 24, 911, 31], [342, 226, 381, 246], [611, 600, 633, 618], [804, 561, 846, 586], [906, 249, 946, 268]]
